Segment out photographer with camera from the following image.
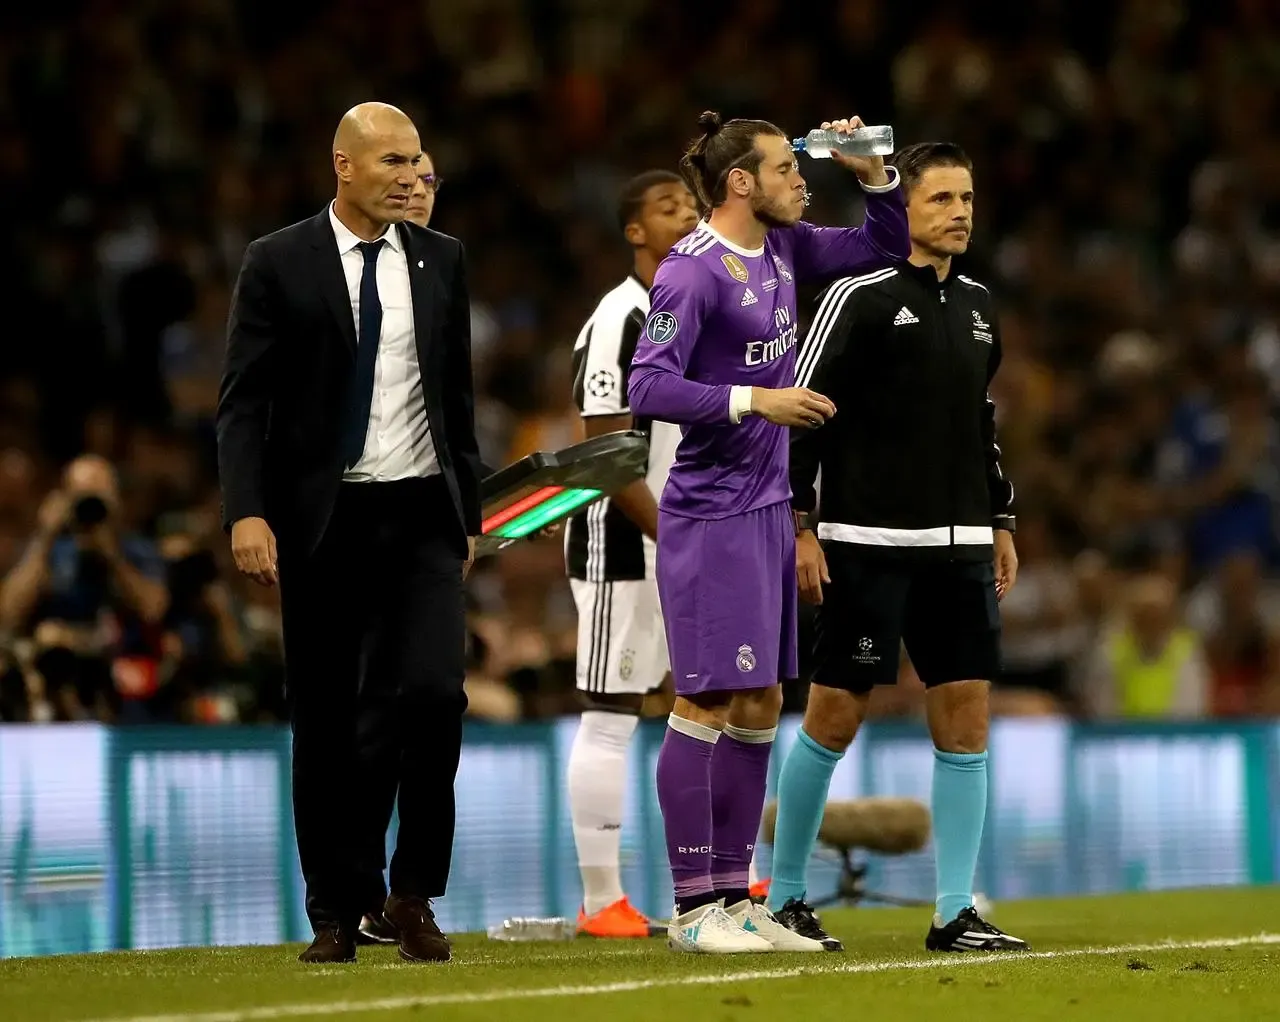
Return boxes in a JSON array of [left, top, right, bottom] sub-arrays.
[[0, 455, 169, 720], [158, 527, 249, 721]]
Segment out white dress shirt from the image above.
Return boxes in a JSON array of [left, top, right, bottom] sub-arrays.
[[329, 204, 439, 481]]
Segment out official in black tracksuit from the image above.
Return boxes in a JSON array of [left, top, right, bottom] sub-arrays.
[[789, 253, 1015, 693], [767, 143, 1029, 955]]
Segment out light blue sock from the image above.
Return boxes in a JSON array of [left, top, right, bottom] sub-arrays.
[[766, 728, 843, 912], [932, 748, 988, 922]]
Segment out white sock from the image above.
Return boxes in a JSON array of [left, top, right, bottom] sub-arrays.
[[568, 710, 639, 916]]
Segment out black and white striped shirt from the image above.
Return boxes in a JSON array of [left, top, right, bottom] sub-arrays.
[[566, 275, 680, 581]]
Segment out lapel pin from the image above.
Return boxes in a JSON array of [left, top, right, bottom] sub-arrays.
[[418, 260, 424, 268]]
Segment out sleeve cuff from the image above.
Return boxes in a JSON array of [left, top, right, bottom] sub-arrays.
[[859, 166, 900, 193], [993, 514, 1017, 534], [729, 385, 753, 424]]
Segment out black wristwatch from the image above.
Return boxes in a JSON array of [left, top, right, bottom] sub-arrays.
[[793, 510, 815, 535], [993, 515, 1017, 534]]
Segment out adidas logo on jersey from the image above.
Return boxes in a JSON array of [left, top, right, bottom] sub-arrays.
[[893, 306, 919, 325], [741, 288, 758, 306]]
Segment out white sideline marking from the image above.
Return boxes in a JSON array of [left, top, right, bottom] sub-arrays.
[[81, 933, 1280, 1022]]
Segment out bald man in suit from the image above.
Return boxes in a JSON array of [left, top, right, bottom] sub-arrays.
[[217, 103, 480, 964]]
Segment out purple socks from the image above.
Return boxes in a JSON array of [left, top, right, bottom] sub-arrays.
[[656, 715, 776, 915], [656, 715, 718, 914], [711, 724, 776, 906]]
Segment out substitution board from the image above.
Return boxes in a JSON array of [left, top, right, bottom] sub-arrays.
[[476, 430, 650, 557]]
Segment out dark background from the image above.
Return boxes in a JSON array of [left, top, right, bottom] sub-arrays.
[[0, 0, 1277, 724]]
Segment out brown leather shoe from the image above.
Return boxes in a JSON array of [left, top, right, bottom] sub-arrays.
[[298, 925, 356, 963], [384, 895, 451, 963]]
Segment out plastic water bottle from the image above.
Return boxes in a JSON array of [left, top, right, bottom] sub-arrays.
[[792, 125, 895, 159], [486, 916, 577, 941]]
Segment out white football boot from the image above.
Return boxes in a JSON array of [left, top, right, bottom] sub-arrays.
[[667, 902, 773, 954], [725, 899, 826, 952]]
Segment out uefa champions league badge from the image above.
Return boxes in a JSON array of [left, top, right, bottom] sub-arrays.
[[646, 311, 678, 344], [587, 368, 618, 398], [971, 309, 993, 343], [736, 644, 757, 673]]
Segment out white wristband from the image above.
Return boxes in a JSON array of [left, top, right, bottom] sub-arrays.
[[729, 385, 754, 424], [859, 166, 900, 193]]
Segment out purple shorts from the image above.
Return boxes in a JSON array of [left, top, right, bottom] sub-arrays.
[[656, 501, 798, 696]]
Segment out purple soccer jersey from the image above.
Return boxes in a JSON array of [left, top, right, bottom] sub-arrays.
[[628, 178, 910, 519], [628, 177, 909, 697]]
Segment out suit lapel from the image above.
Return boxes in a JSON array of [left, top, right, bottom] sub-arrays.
[[309, 209, 357, 358], [402, 222, 446, 367]]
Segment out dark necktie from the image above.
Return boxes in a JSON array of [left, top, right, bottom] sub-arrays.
[[343, 238, 386, 469]]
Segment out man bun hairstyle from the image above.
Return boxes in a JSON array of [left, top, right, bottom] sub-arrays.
[[890, 142, 974, 197], [679, 110, 786, 216], [616, 169, 685, 233]]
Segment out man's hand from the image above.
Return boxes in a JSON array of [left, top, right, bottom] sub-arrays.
[[751, 387, 836, 428], [994, 529, 1018, 601], [463, 535, 476, 580], [796, 529, 830, 605], [35, 490, 70, 541], [822, 116, 890, 188], [231, 517, 278, 587]]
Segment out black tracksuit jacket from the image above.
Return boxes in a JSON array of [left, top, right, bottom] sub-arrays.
[[790, 261, 1015, 562]]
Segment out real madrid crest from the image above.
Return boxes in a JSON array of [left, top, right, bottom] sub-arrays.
[[736, 643, 757, 673], [619, 649, 635, 681], [721, 253, 749, 283]]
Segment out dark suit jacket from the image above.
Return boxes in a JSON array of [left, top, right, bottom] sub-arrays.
[[216, 207, 483, 557]]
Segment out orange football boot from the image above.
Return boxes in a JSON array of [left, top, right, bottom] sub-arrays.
[[576, 896, 653, 938]]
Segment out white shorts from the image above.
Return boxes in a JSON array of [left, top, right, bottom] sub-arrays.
[[570, 578, 670, 696]]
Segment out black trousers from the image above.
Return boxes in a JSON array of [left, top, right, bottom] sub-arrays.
[[279, 476, 467, 931]]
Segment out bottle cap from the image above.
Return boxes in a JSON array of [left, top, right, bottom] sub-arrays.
[[790, 138, 806, 152]]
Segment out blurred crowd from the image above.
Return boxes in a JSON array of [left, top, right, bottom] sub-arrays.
[[1, 0, 1278, 724]]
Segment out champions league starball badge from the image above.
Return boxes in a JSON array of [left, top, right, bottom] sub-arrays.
[[586, 368, 617, 398]]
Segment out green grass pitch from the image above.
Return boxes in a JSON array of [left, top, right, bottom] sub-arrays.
[[2, 888, 1279, 1022]]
